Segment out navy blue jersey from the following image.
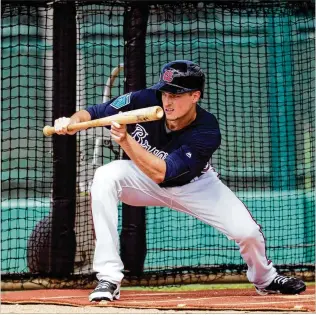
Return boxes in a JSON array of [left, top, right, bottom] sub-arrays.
[[86, 89, 221, 187]]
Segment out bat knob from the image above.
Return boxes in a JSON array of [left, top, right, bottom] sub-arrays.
[[43, 125, 54, 137]]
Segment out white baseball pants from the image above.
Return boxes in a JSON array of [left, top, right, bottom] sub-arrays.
[[90, 160, 277, 288]]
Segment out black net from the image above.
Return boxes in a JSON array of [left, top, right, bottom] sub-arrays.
[[2, 3, 54, 275], [1, 1, 314, 286]]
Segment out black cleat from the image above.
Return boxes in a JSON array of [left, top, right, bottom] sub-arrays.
[[255, 275, 306, 295], [89, 280, 120, 302]]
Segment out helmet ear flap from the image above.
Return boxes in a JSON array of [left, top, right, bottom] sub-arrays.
[[155, 90, 162, 103]]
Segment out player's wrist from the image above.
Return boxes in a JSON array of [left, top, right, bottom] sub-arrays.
[[119, 133, 130, 145]]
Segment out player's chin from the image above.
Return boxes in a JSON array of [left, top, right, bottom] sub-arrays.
[[165, 112, 177, 120], [166, 116, 178, 121]]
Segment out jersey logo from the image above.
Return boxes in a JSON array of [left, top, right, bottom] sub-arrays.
[[186, 152, 192, 158], [110, 92, 132, 109], [162, 70, 174, 83], [132, 124, 168, 160]]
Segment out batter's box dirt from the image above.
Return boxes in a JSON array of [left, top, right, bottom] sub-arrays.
[[1, 287, 314, 312]]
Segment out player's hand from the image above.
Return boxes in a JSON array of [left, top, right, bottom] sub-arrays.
[[111, 121, 127, 144], [54, 117, 78, 135]]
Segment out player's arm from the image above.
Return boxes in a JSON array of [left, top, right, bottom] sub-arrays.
[[54, 93, 132, 136], [111, 123, 221, 184], [111, 122, 166, 184], [54, 90, 154, 135]]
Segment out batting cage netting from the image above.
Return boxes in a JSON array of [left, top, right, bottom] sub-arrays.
[[1, 0, 314, 288]]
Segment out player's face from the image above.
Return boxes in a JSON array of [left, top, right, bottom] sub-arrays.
[[161, 91, 200, 122]]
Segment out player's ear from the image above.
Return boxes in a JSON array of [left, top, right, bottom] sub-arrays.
[[192, 90, 201, 103]]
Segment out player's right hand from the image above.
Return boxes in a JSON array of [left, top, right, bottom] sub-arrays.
[[54, 117, 77, 135]]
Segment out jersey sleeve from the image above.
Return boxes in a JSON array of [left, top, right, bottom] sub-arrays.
[[161, 128, 221, 185], [85, 89, 159, 120], [85, 92, 134, 120]]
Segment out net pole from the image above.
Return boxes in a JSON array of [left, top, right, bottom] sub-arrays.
[[50, 1, 77, 276], [43, 6, 53, 150], [267, 12, 296, 190], [120, 2, 149, 277]]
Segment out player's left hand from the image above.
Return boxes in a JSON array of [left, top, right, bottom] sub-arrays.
[[111, 121, 127, 144]]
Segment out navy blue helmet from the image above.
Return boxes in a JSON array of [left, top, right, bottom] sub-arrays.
[[151, 60, 205, 98]]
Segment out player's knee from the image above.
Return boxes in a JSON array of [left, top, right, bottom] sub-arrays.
[[233, 223, 262, 243], [92, 160, 129, 186]]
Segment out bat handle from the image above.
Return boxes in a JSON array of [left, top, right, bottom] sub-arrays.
[[43, 125, 56, 137]]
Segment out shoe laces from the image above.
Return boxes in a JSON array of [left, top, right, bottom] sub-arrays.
[[96, 280, 115, 290], [273, 275, 291, 285]]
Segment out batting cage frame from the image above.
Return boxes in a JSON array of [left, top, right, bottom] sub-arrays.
[[1, 0, 315, 289]]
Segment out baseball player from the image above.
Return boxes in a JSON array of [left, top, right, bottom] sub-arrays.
[[54, 60, 306, 302]]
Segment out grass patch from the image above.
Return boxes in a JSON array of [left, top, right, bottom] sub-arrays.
[[122, 282, 315, 291]]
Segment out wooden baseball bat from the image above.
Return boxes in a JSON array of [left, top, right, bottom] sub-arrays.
[[43, 106, 164, 137]]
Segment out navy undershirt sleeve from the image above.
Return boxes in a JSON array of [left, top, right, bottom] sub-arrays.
[[163, 145, 196, 182], [162, 128, 221, 184]]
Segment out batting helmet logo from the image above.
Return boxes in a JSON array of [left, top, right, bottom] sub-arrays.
[[162, 70, 174, 83]]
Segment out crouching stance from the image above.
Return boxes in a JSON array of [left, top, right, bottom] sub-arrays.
[[54, 60, 306, 302]]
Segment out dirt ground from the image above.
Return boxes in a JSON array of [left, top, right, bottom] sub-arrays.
[[1, 304, 245, 314]]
